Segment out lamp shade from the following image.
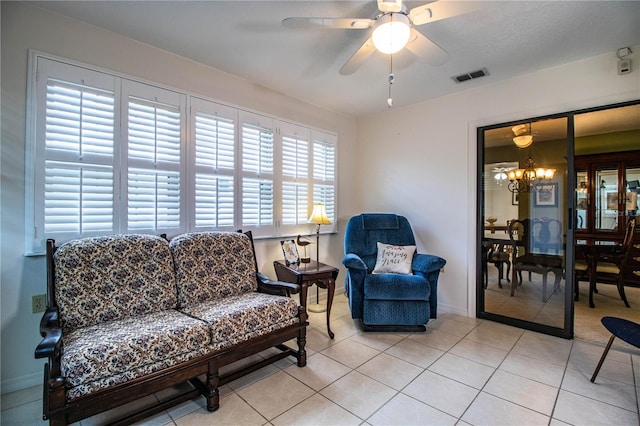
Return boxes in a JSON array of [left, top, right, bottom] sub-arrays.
[[308, 203, 331, 225], [371, 13, 411, 54]]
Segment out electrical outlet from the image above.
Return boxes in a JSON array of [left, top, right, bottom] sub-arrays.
[[32, 294, 46, 313]]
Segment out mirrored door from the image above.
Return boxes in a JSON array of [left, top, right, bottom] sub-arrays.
[[478, 116, 572, 337]]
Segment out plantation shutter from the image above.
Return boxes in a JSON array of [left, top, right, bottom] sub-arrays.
[[240, 112, 275, 235], [281, 122, 310, 227], [32, 59, 118, 250], [191, 99, 236, 229], [123, 81, 185, 233], [312, 131, 337, 228]]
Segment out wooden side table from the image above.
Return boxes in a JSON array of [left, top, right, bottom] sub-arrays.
[[274, 260, 339, 339]]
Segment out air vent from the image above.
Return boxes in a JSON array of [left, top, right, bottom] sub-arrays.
[[452, 68, 488, 84]]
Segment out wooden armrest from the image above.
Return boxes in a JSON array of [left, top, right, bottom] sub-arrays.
[[257, 272, 301, 296], [35, 308, 62, 359]]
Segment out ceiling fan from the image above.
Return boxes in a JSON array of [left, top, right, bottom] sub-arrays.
[[282, 0, 482, 76]]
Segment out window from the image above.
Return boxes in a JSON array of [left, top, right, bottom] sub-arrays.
[[26, 53, 337, 254]]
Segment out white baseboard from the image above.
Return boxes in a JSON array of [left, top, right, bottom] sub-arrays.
[[438, 303, 470, 318], [1, 371, 41, 395]]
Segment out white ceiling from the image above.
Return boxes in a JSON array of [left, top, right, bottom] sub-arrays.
[[31, 1, 640, 117]]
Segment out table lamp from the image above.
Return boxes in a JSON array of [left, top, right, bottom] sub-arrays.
[[307, 203, 332, 312], [309, 203, 331, 263]]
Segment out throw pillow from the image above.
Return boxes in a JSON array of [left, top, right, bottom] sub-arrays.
[[372, 242, 416, 275]]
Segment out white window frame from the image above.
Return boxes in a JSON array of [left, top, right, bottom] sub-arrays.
[[25, 51, 337, 254]]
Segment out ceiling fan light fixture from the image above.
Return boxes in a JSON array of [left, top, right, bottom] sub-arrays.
[[372, 13, 411, 54]]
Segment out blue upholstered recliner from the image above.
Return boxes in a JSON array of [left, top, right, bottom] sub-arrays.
[[342, 214, 446, 331]]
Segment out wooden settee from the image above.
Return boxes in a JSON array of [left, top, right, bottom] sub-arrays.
[[35, 231, 307, 425]]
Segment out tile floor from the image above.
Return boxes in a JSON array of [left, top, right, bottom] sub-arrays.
[[2, 293, 639, 425]]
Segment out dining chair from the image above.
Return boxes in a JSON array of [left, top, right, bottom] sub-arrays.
[[483, 239, 511, 288], [509, 218, 563, 301], [584, 217, 636, 308]]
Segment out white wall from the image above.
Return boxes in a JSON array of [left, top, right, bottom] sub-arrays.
[[0, 2, 359, 393], [357, 47, 640, 317]]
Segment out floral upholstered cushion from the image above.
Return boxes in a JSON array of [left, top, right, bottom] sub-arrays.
[[62, 309, 211, 400], [170, 232, 257, 308], [54, 234, 178, 333], [181, 292, 299, 349]]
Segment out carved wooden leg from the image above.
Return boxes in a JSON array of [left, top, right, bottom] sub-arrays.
[[205, 361, 220, 412], [47, 373, 67, 425], [297, 307, 308, 367], [616, 277, 630, 308]]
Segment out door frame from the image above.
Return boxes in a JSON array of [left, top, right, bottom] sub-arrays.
[[476, 99, 639, 339]]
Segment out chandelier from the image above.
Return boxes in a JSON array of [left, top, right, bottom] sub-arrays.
[[506, 154, 556, 194]]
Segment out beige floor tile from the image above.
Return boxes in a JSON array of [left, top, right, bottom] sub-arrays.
[[568, 341, 634, 385], [571, 339, 631, 364], [464, 322, 522, 351], [305, 326, 341, 352], [483, 370, 558, 415], [174, 393, 265, 426], [283, 352, 351, 391], [402, 370, 479, 418], [561, 368, 637, 412], [165, 395, 207, 422], [473, 318, 523, 337], [499, 352, 565, 387], [438, 313, 483, 327], [356, 352, 424, 390], [461, 392, 549, 426], [448, 339, 509, 368], [407, 328, 463, 352], [549, 418, 572, 426], [326, 315, 360, 340], [320, 339, 380, 369], [384, 338, 445, 368], [320, 371, 396, 419], [511, 331, 573, 366], [348, 331, 405, 351], [425, 317, 476, 338], [271, 393, 361, 426], [428, 353, 495, 389], [225, 363, 281, 391], [236, 371, 315, 420], [553, 389, 639, 425], [367, 393, 457, 426]]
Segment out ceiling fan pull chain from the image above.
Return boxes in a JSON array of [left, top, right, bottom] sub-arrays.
[[387, 52, 395, 107]]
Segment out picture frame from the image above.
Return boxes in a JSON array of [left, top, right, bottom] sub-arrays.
[[534, 183, 558, 207], [280, 240, 300, 266], [511, 191, 519, 206], [606, 192, 619, 211]]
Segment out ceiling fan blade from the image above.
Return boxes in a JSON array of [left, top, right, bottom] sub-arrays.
[[339, 37, 376, 75], [409, 0, 484, 26], [282, 17, 373, 30], [405, 29, 450, 65]]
